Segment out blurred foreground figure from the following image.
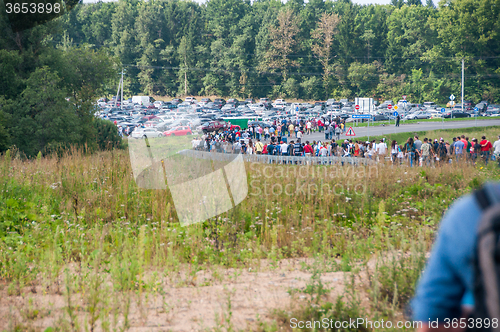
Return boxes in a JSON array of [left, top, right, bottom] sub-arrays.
[[412, 183, 500, 331]]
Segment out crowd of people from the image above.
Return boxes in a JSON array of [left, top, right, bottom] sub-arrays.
[[190, 119, 500, 167], [390, 134, 500, 167]]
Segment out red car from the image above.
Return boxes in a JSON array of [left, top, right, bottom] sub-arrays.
[[163, 126, 193, 136], [201, 120, 229, 134]]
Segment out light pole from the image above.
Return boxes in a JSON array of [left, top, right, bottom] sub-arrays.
[[461, 58, 464, 116]]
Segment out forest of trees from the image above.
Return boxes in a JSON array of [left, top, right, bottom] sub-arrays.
[[1, 0, 499, 155], [55, 0, 500, 104]]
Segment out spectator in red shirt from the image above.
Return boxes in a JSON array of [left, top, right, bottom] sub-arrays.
[[318, 119, 324, 133], [303, 141, 314, 156], [480, 135, 493, 165], [460, 134, 467, 147]]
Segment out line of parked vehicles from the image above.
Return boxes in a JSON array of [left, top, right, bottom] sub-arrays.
[[95, 96, 500, 139]]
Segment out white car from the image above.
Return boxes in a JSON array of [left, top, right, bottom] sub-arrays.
[[429, 110, 444, 118], [404, 110, 432, 120], [423, 101, 438, 108], [272, 99, 287, 108], [153, 101, 164, 109], [131, 127, 164, 139]]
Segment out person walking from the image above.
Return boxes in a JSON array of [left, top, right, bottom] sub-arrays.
[[293, 139, 303, 157], [480, 135, 493, 165], [303, 141, 313, 157], [411, 182, 500, 331], [297, 129, 303, 141], [390, 140, 398, 164], [255, 139, 264, 155], [367, 142, 375, 160], [493, 135, 500, 167], [437, 138, 447, 165], [471, 138, 481, 165], [421, 138, 432, 167], [280, 140, 289, 156], [376, 138, 388, 162], [396, 114, 400, 127], [404, 137, 416, 167], [453, 136, 465, 163], [354, 142, 360, 157], [324, 125, 330, 141]]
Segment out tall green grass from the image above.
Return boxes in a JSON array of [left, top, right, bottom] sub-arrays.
[[0, 147, 499, 331]]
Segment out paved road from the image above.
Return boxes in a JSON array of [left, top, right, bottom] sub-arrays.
[[291, 119, 500, 142]]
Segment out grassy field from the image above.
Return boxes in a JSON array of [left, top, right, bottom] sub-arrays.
[[1, 138, 499, 331]]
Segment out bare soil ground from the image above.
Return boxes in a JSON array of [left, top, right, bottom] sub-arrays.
[[0, 258, 349, 332]]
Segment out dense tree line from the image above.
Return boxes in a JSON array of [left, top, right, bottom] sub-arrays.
[[0, 11, 122, 156], [55, 0, 500, 104], [1, 0, 499, 155]]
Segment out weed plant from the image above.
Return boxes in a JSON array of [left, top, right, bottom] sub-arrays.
[[0, 145, 499, 330]]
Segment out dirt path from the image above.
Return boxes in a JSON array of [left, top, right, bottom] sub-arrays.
[[0, 258, 349, 331]]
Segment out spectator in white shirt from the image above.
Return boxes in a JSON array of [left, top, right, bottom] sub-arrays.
[[493, 135, 500, 155], [280, 141, 289, 156], [376, 138, 388, 160], [493, 135, 500, 167]]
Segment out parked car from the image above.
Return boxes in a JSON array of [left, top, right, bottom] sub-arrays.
[[429, 110, 444, 118], [247, 121, 272, 128], [372, 114, 389, 121], [443, 111, 471, 118], [378, 100, 394, 109], [153, 101, 164, 109], [163, 126, 192, 136], [162, 104, 178, 110], [463, 100, 474, 111], [131, 127, 164, 139], [475, 102, 488, 113], [201, 120, 229, 133], [423, 101, 438, 108], [483, 108, 500, 117], [314, 101, 326, 110], [405, 111, 433, 120]]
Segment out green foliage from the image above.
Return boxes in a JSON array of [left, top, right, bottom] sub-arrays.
[[370, 241, 427, 311], [29, 0, 498, 102], [0, 19, 118, 156], [93, 118, 124, 151], [2, 0, 500, 154]]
